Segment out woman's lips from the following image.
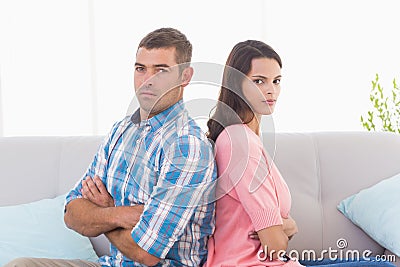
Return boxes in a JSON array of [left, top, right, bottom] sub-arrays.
[[264, 99, 276, 105]]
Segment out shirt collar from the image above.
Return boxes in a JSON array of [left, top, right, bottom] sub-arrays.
[[130, 99, 185, 131]]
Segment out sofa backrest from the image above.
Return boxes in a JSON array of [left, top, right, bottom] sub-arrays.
[[269, 132, 400, 257]]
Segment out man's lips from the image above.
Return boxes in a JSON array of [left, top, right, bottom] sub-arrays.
[[139, 91, 156, 96]]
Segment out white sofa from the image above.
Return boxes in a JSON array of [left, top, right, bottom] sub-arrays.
[[0, 132, 399, 265]]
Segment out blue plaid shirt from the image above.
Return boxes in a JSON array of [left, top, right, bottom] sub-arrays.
[[66, 100, 217, 267]]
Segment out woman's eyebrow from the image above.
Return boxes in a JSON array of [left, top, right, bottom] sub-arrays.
[[251, 74, 282, 79], [251, 75, 267, 79]]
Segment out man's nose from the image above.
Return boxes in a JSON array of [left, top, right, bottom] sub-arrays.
[[142, 70, 155, 87]]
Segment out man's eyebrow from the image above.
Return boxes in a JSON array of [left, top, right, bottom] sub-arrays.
[[134, 63, 171, 68], [154, 64, 171, 68]]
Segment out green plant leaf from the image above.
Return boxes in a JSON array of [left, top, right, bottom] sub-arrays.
[[361, 74, 399, 133]]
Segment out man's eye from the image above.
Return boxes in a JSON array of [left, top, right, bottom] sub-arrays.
[[135, 67, 145, 72], [253, 79, 263, 84], [273, 79, 281, 85], [157, 68, 169, 73]]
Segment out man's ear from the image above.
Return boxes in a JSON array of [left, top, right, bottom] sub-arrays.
[[181, 67, 194, 88]]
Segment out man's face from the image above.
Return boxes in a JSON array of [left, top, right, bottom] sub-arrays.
[[134, 47, 187, 120]]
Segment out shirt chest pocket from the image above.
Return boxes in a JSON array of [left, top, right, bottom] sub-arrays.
[[126, 162, 159, 204]]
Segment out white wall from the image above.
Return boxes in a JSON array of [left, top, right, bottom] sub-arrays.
[[0, 64, 3, 136], [0, 0, 93, 136], [0, 0, 399, 136], [0, 0, 265, 136], [265, 0, 400, 132]]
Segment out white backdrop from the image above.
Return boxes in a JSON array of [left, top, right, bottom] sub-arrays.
[[0, 64, 3, 136], [0, 0, 399, 136], [265, 1, 400, 133]]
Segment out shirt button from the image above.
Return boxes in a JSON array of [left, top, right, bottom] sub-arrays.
[[116, 254, 122, 260]]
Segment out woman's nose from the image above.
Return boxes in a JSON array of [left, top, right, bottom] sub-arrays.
[[264, 82, 275, 94]]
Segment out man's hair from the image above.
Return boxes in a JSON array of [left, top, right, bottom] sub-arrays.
[[138, 28, 192, 68]]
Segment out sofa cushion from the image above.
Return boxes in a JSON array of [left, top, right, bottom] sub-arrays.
[[0, 194, 98, 265], [338, 172, 400, 257]]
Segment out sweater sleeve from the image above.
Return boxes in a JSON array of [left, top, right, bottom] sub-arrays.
[[215, 125, 283, 231]]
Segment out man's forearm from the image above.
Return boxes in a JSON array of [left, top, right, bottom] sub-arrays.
[[64, 198, 144, 237], [105, 228, 160, 266], [64, 198, 119, 237]]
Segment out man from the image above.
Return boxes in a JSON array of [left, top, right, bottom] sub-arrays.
[[6, 28, 217, 267]]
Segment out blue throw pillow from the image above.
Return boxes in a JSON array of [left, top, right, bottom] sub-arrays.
[[337, 172, 400, 257], [0, 194, 98, 266]]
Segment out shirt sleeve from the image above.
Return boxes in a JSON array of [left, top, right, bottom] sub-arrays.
[[65, 120, 121, 206], [131, 134, 217, 259], [216, 125, 283, 232]]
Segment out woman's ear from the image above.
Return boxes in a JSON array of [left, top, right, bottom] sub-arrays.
[[181, 66, 194, 88]]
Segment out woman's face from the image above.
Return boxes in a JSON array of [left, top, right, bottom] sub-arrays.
[[242, 57, 281, 116]]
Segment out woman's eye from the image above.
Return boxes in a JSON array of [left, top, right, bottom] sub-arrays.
[[273, 79, 281, 85], [254, 79, 264, 84]]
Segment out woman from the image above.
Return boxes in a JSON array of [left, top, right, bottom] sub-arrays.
[[205, 40, 395, 267], [205, 40, 300, 267]]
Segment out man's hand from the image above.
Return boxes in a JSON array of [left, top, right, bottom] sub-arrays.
[[81, 175, 114, 208], [81, 175, 144, 230]]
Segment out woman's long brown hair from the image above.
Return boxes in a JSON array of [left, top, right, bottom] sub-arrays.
[[206, 40, 282, 142]]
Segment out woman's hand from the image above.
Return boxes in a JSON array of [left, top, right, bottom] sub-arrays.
[[282, 215, 298, 240], [248, 231, 259, 240], [248, 215, 298, 241]]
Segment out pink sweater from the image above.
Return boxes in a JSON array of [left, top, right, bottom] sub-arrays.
[[205, 124, 303, 267]]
